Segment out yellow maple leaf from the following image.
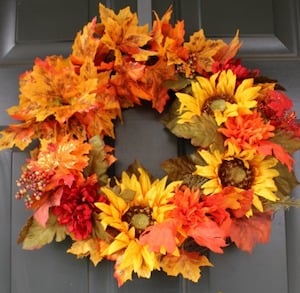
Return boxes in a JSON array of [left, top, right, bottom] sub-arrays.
[[99, 4, 153, 65], [184, 29, 225, 74], [213, 30, 241, 63], [67, 238, 109, 266], [0, 121, 35, 151], [71, 18, 101, 64], [160, 251, 213, 282], [9, 56, 99, 125]]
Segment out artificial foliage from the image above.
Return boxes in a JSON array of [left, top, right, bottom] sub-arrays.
[[0, 3, 300, 286]]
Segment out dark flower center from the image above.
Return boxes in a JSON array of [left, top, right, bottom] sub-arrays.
[[122, 206, 154, 237], [218, 158, 254, 190], [202, 95, 234, 115]]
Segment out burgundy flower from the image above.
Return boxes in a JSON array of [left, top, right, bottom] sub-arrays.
[[52, 175, 100, 240]]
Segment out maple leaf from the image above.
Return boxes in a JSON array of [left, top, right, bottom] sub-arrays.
[[229, 212, 272, 253], [142, 58, 176, 112], [0, 121, 35, 151], [160, 251, 213, 282], [10, 56, 100, 125], [213, 30, 242, 63], [99, 4, 152, 65], [188, 219, 228, 253], [67, 238, 109, 266], [151, 7, 188, 65], [110, 64, 152, 108], [139, 220, 178, 254], [184, 29, 225, 74], [17, 213, 66, 250], [71, 17, 101, 65], [35, 136, 91, 173]]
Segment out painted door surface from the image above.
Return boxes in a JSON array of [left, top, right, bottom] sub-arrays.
[[1, 0, 300, 293]]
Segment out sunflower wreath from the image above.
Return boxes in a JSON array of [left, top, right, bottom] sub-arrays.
[[1, 3, 300, 287]]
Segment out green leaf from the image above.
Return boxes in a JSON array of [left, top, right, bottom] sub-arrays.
[[125, 160, 154, 181], [161, 152, 206, 184], [84, 135, 109, 185], [162, 102, 224, 151], [18, 214, 66, 250], [162, 75, 191, 91], [274, 162, 300, 199], [271, 130, 300, 154]]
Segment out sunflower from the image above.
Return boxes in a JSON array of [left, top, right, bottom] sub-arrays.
[[95, 167, 181, 286], [176, 69, 261, 125], [194, 143, 279, 212]]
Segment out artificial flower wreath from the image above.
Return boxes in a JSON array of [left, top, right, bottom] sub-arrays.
[[1, 3, 300, 287]]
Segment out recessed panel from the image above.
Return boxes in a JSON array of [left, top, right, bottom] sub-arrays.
[[200, 0, 274, 35], [16, 0, 89, 42]]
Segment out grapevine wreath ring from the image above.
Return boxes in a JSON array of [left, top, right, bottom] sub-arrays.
[[1, 3, 300, 287]]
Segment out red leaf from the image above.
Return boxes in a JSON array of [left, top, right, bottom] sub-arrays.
[[33, 187, 63, 227], [229, 212, 272, 253]]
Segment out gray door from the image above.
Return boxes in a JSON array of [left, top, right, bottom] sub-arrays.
[[1, 0, 300, 292]]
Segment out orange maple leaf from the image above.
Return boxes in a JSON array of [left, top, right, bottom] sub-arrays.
[[160, 251, 213, 282], [142, 58, 176, 112], [71, 18, 101, 65], [151, 6, 188, 65], [188, 219, 228, 253], [139, 220, 178, 254], [230, 212, 273, 253]]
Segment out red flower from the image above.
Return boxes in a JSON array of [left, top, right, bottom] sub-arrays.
[[212, 58, 259, 83], [52, 175, 100, 240], [259, 90, 300, 137]]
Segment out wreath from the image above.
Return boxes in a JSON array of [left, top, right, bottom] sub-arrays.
[[1, 3, 300, 287]]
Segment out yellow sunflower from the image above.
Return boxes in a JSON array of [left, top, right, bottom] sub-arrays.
[[176, 69, 261, 125], [194, 143, 279, 212], [95, 168, 181, 286]]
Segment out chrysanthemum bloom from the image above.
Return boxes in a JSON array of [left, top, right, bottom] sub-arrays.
[[218, 111, 275, 152], [176, 69, 261, 125], [194, 143, 279, 212], [218, 111, 294, 170], [52, 175, 100, 240], [95, 168, 181, 286]]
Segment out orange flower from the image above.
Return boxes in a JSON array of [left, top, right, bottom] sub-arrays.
[[219, 111, 275, 151], [169, 185, 228, 253], [219, 111, 294, 170]]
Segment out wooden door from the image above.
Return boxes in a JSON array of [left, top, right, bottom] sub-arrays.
[[1, 0, 300, 292]]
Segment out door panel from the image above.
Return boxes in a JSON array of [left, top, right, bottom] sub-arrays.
[[1, 0, 300, 292]]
